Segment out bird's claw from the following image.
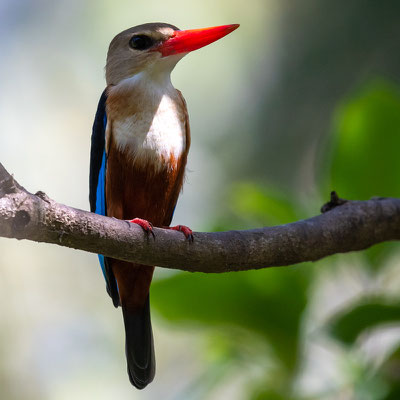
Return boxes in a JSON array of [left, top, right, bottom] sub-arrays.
[[128, 218, 155, 239], [169, 225, 194, 242]]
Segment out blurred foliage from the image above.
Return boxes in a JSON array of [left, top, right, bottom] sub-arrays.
[[222, 0, 400, 193], [152, 79, 400, 399], [380, 345, 400, 400], [230, 183, 300, 226], [326, 80, 400, 268], [328, 298, 400, 345], [152, 267, 309, 372], [328, 80, 400, 200]]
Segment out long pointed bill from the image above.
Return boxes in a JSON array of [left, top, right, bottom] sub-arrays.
[[157, 24, 240, 57]]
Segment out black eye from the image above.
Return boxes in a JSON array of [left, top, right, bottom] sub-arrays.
[[129, 35, 154, 50]]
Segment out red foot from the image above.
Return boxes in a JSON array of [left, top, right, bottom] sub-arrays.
[[168, 225, 194, 242], [129, 218, 155, 239]]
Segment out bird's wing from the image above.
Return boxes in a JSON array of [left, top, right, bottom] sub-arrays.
[[89, 89, 107, 213], [89, 89, 120, 307]]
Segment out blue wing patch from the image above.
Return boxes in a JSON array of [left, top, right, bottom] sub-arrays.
[[96, 150, 108, 282], [90, 90, 119, 307], [95, 150, 107, 216]]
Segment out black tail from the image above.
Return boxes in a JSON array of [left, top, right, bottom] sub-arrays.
[[122, 295, 155, 389]]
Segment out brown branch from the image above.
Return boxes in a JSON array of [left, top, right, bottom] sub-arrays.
[[0, 162, 399, 273]]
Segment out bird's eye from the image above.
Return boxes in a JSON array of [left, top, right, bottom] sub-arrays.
[[129, 35, 154, 51]]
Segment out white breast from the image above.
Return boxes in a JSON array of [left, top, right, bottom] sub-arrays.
[[109, 74, 186, 170]]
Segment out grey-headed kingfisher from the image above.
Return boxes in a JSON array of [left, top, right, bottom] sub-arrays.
[[89, 22, 239, 389]]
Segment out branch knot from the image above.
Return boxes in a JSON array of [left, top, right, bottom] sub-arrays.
[[321, 191, 348, 213]]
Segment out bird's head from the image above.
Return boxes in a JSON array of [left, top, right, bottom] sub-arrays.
[[105, 22, 239, 86]]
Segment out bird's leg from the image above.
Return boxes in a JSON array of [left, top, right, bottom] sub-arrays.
[[164, 225, 194, 242], [128, 218, 155, 239]]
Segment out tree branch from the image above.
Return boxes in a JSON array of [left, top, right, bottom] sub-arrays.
[[0, 162, 399, 273]]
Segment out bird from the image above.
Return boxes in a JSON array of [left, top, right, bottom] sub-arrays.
[[89, 22, 239, 389]]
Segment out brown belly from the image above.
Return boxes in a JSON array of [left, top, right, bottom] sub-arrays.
[[105, 141, 187, 310], [106, 145, 186, 225]]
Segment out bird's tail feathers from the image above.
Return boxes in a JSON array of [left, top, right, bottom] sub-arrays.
[[122, 295, 155, 389]]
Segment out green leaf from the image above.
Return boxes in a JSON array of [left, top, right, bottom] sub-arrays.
[[152, 266, 309, 371], [329, 79, 400, 200], [328, 298, 400, 345]]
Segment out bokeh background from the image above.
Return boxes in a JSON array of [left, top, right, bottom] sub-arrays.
[[1, 0, 400, 399]]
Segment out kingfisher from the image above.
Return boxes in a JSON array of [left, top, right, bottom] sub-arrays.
[[89, 22, 239, 389]]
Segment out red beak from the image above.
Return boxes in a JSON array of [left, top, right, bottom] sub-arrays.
[[156, 24, 240, 57]]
